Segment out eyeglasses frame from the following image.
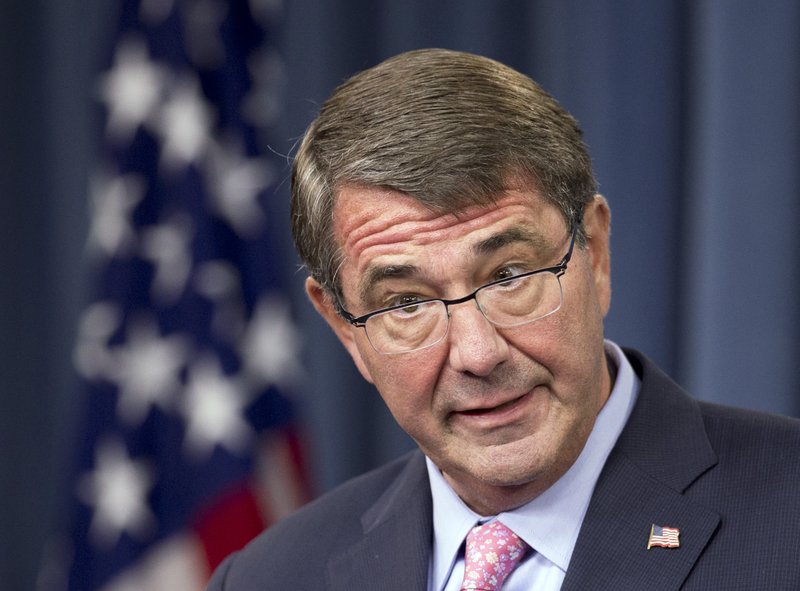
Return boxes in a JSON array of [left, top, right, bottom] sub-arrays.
[[335, 225, 579, 342]]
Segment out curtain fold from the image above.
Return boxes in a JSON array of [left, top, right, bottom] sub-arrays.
[[680, 0, 800, 413]]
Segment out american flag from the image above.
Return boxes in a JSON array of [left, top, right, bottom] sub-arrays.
[[41, 1, 310, 589], [647, 524, 680, 549]]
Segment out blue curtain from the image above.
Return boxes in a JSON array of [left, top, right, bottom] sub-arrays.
[[2, 1, 798, 588]]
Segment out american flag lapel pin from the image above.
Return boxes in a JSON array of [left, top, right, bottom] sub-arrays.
[[647, 524, 680, 549]]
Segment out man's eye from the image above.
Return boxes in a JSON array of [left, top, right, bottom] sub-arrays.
[[387, 294, 423, 308], [385, 295, 427, 318], [493, 266, 523, 281]]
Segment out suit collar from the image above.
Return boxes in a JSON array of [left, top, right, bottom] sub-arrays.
[[615, 349, 717, 492], [326, 452, 432, 591], [562, 349, 720, 590]]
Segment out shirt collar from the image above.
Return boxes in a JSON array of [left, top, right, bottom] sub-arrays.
[[426, 340, 640, 588]]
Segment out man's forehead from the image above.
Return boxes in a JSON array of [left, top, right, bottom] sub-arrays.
[[332, 185, 561, 253]]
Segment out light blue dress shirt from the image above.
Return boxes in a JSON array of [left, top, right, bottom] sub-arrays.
[[426, 341, 640, 591]]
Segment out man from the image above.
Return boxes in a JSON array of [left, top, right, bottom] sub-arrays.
[[208, 49, 800, 590]]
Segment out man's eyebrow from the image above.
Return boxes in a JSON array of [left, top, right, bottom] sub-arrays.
[[357, 263, 420, 306], [353, 228, 548, 307], [471, 226, 549, 256]]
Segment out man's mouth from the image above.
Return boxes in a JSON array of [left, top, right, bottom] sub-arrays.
[[449, 389, 540, 433], [459, 394, 528, 416]]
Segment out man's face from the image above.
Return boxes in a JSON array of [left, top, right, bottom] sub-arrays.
[[307, 185, 612, 514]]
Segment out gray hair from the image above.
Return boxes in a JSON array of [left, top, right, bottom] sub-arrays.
[[291, 48, 597, 299]]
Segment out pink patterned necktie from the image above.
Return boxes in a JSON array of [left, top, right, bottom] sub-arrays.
[[460, 521, 530, 590]]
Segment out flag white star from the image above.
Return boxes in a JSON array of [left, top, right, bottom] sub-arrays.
[[248, 0, 283, 26], [194, 259, 241, 300], [140, 214, 194, 306], [182, 0, 228, 69], [240, 295, 303, 388], [111, 318, 189, 425], [242, 47, 286, 129], [154, 75, 215, 172], [139, 0, 176, 25], [86, 170, 146, 259], [194, 260, 246, 342], [77, 439, 157, 549], [205, 137, 273, 237], [181, 355, 255, 460], [74, 301, 122, 380], [98, 37, 168, 144]]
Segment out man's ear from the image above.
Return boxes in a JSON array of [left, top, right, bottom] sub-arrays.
[[305, 277, 375, 384], [582, 194, 612, 316]]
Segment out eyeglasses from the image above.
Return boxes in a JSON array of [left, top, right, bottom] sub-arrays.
[[337, 226, 578, 354]]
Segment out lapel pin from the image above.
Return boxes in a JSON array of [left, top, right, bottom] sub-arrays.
[[647, 524, 680, 549]]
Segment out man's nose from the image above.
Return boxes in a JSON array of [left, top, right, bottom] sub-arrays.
[[446, 302, 509, 376]]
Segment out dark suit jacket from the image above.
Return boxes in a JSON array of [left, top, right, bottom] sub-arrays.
[[207, 349, 800, 590]]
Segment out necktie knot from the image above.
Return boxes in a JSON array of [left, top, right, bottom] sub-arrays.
[[460, 521, 529, 590]]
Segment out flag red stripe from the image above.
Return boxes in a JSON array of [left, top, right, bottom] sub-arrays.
[[193, 483, 267, 572]]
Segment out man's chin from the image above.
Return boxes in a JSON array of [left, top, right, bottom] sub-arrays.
[[446, 439, 551, 488]]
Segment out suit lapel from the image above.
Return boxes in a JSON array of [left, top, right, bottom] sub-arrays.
[[561, 451, 720, 589], [326, 452, 432, 591], [563, 350, 721, 590]]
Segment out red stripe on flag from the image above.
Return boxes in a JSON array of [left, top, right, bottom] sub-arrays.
[[282, 427, 313, 508], [194, 483, 266, 572]]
